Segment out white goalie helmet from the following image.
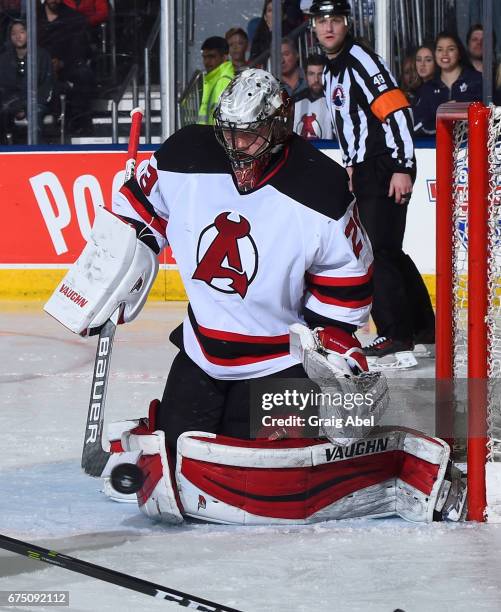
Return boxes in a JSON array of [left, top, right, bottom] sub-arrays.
[[214, 68, 293, 192]]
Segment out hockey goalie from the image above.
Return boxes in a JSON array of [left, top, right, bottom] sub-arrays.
[[45, 69, 465, 525]]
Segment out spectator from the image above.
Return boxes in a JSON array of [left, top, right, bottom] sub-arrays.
[[0, 20, 53, 143], [63, 0, 108, 27], [413, 32, 482, 135], [0, 0, 24, 48], [38, 0, 95, 134], [415, 43, 436, 84], [411, 43, 437, 109], [249, 0, 303, 62], [400, 54, 420, 104], [293, 53, 332, 139], [225, 27, 248, 72], [460, 0, 501, 58], [280, 37, 306, 97], [198, 36, 234, 126], [467, 23, 483, 73]]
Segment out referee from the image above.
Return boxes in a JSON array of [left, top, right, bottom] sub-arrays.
[[309, 0, 435, 367]]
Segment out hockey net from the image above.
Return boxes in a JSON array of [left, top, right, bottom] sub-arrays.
[[436, 102, 501, 521]]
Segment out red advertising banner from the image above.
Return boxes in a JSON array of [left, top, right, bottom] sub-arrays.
[[0, 150, 175, 265]]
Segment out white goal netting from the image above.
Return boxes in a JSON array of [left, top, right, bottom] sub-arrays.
[[450, 106, 501, 486]]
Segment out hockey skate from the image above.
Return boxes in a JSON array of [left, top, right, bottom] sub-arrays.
[[363, 336, 418, 370]]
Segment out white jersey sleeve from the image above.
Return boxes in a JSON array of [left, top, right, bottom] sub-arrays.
[[112, 155, 169, 253], [304, 199, 373, 330]]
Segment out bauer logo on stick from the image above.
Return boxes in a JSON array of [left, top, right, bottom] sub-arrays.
[[86, 334, 110, 444]]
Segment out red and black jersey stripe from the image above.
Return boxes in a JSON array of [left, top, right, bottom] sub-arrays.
[[119, 178, 167, 235], [306, 267, 373, 309], [188, 305, 290, 366]]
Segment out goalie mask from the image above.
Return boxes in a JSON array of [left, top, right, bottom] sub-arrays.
[[214, 68, 293, 192]]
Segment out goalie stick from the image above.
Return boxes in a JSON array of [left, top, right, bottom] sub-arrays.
[[0, 534, 243, 611], [81, 107, 143, 477]]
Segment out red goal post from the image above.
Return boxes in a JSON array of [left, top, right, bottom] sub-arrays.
[[436, 101, 501, 522]]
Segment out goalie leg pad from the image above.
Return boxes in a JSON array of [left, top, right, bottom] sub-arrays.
[[44, 206, 158, 335], [104, 400, 183, 523], [176, 428, 451, 524]]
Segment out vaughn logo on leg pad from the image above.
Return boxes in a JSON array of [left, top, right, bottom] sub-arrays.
[[324, 436, 389, 462]]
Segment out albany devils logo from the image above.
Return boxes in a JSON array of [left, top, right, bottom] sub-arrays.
[[192, 212, 258, 298], [298, 113, 322, 139]]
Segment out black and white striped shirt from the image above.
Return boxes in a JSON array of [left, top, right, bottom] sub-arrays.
[[323, 37, 415, 173]]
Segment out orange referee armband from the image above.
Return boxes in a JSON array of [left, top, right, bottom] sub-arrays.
[[371, 89, 410, 122]]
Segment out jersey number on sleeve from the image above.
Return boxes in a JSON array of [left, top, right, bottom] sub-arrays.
[[344, 208, 363, 259], [139, 163, 158, 196]]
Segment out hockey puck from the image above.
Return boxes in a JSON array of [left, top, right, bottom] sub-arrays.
[[110, 463, 144, 495]]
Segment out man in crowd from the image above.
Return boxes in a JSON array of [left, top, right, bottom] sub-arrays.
[[280, 36, 307, 97], [198, 36, 234, 125], [293, 53, 333, 139], [467, 23, 483, 73], [310, 0, 435, 368]]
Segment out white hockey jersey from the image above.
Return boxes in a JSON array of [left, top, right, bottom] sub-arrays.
[[112, 125, 373, 380], [293, 91, 334, 140]]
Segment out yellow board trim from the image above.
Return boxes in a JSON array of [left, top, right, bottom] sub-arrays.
[[0, 268, 187, 301]]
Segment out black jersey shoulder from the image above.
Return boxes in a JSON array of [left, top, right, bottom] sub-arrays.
[[269, 134, 352, 221], [154, 124, 232, 175]]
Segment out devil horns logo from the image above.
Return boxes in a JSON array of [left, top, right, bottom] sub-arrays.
[[298, 112, 322, 139], [192, 212, 258, 298]]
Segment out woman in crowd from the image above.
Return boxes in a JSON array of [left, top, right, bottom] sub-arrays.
[[415, 43, 436, 85], [225, 27, 248, 72], [249, 0, 303, 63], [413, 32, 482, 135], [400, 54, 421, 103]]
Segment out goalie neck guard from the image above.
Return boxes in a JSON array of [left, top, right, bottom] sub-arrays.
[[214, 68, 293, 193]]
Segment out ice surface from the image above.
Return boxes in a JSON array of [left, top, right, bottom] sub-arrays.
[[1, 302, 501, 612]]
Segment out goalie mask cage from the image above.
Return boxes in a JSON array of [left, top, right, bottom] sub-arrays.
[[436, 101, 501, 522]]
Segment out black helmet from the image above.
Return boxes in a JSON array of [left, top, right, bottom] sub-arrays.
[[309, 0, 351, 18]]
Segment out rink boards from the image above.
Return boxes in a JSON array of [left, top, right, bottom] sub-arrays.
[[0, 144, 437, 302]]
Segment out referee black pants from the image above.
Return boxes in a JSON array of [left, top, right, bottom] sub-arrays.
[[156, 350, 315, 454], [352, 155, 435, 343]]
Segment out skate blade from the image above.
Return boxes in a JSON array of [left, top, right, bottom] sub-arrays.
[[367, 350, 418, 371], [413, 343, 435, 358]]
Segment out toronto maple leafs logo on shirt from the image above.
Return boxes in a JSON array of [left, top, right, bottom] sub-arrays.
[[192, 212, 258, 298], [332, 85, 346, 109]]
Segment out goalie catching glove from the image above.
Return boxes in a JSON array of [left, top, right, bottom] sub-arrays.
[[290, 323, 389, 446], [290, 323, 368, 378], [44, 207, 158, 335]]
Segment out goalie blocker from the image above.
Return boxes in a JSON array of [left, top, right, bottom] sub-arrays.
[[44, 207, 158, 336], [103, 400, 466, 524]]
